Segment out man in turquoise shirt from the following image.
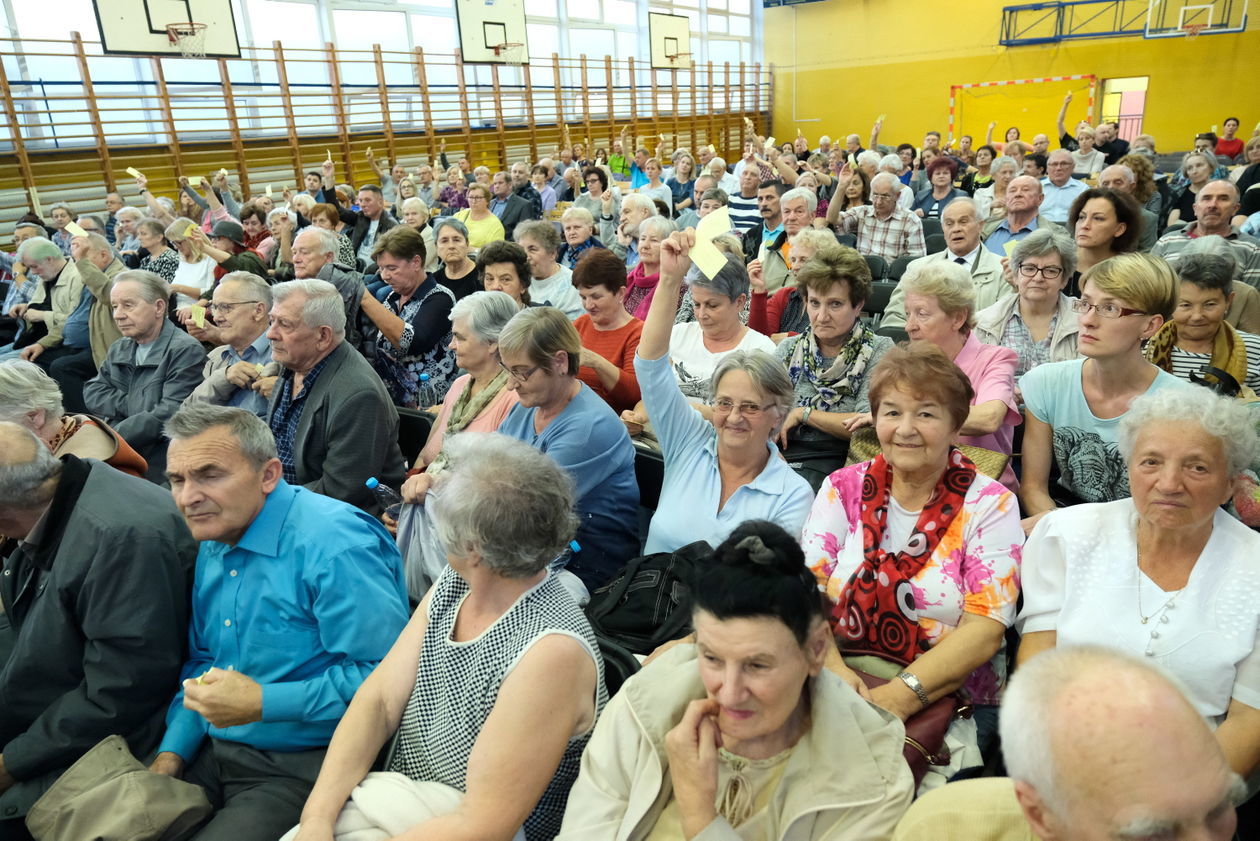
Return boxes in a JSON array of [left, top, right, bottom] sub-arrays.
[[149, 404, 409, 841]]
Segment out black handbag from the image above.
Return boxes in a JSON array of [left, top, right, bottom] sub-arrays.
[[585, 541, 711, 655]]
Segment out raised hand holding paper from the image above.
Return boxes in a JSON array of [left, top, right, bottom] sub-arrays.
[[64, 221, 88, 238], [126, 166, 143, 179]]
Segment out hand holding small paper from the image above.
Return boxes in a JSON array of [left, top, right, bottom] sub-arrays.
[[64, 221, 88, 239], [190, 305, 207, 329], [689, 205, 732, 280]]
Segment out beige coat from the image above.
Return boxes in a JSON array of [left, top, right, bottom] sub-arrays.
[[26, 259, 85, 349], [974, 291, 1081, 368], [75, 256, 125, 366], [556, 645, 914, 841]]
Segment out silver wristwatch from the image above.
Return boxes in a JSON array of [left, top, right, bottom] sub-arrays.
[[896, 671, 930, 708]]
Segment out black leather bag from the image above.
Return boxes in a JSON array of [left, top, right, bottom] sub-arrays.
[[585, 541, 711, 655]]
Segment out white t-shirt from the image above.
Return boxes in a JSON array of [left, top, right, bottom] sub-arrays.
[[531, 264, 583, 320], [667, 321, 775, 399], [1018, 498, 1260, 724], [172, 255, 218, 309]]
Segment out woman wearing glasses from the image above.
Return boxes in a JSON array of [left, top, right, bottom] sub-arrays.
[[1019, 253, 1185, 534], [453, 183, 506, 250], [633, 230, 813, 554], [975, 227, 1081, 378]]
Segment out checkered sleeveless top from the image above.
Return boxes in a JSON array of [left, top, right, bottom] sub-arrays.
[[388, 566, 606, 840]]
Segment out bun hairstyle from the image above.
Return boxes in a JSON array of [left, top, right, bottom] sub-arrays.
[[692, 520, 826, 645]]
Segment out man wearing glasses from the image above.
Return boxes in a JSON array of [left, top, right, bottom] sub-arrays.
[[830, 171, 927, 262], [183, 271, 278, 417]]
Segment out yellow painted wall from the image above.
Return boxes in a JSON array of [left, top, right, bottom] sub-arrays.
[[765, 0, 1258, 152]]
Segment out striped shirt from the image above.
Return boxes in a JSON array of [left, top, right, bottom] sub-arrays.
[[1152, 226, 1260, 289], [728, 193, 762, 235], [1165, 331, 1260, 392]]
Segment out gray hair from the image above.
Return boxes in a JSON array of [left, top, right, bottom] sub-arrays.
[[399, 197, 430, 222], [700, 188, 729, 206], [48, 202, 73, 217], [449, 290, 519, 344], [429, 432, 577, 578], [1118, 388, 1258, 476], [1176, 236, 1240, 281], [83, 232, 113, 256], [115, 206, 144, 222], [621, 193, 659, 217], [561, 206, 594, 227], [708, 349, 794, 434], [271, 278, 346, 337], [113, 269, 171, 304], [1101, 164, 1136, 186], [77, 214, 106, 230], [267, 207, 298, 226], [693, 252, 751, 298], [165, 404, 279, 469], [217, 271, 274, 309], [869, 172, 900, 194], [900, 259, 976, 328], [1047, 148, 1074, 165], [990, 155, 1019, 177], [943, 197, 980, 220], [135, 217, 166, 239], [780, 187, 818, 216], [16, 237, 63, 263], [877, 153, 903, 173], [708, 156, 728, 171], [296, 225, 338, 258], [639, 216, 676, 240], [856, 150, 881, 170], [514, 219, 562, 252], [0, 360, 64, 423], [433, 216, 470, 243], [1011, 226, 1078, 279], [0, 422, 62, 509]]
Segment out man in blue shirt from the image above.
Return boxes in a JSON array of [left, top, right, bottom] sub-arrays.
[[182, 272, 276, 417], [1039, 149, 1088, 224], [983, 175, 1058, 256], [150, 404, 409, 841]]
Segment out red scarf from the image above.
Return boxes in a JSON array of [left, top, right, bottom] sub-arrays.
[[832, 449, 977, 664]]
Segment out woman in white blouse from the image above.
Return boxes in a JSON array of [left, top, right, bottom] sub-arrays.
[[1017, 387, 1260, 787]]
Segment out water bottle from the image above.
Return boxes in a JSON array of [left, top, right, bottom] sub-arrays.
[[417, 373, 438, 410], [365, 476, 403, 519]]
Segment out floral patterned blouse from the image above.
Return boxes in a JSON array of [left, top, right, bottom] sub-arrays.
[[801, 460, 1024, 705]]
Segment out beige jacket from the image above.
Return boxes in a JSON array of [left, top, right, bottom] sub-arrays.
[[75, 256, 125, 366], [556, 645, 913, 841], [974, 292, 1080, 367], [27, 259, 85, 349]]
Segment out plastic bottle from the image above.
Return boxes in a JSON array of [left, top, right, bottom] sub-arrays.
[[417, 373, 438, 410], [365, 476, 403, 519]]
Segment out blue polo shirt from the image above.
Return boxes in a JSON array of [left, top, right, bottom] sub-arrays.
[[158, 481, 409, 761], [985, 215, 1043, 256]]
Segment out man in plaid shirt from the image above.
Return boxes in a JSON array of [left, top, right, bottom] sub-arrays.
[[832, 172, 926, 262]]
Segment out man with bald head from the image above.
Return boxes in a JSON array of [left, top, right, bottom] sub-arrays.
[[1154, 180, 1260, 288], [984, 175, 1059, 255], [1098, 164, 1159, 251], [0, 421, 196, 840]]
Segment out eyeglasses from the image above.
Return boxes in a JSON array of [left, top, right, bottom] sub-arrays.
[[209, 300, 261, 314], [712, 398, 773, 417], [871, 192, 896, 201], [497, 355, 543, 383], [1017, 264, 1064, 279], [1070, 299, 1147, 319]]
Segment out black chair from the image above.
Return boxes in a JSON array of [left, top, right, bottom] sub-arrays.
[[864, 280, 897, 318], [396, 406, 435, 466], [596, 635, 642, 698], [876, 324, 909, 344], [920, 216, 943, 240], [633, 444, 665, 512], [864, 254, 888, 281], [925, 233, 947, 254], [834, 233, 857, 248], [888, 254, 916, 282]]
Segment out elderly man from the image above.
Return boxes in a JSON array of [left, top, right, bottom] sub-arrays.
[[983, 175, 1058, 255], [414, 163, 437, 207], [183, 272, 277, 416], [489, 171, 534, 241], [1030, 133, 1051, 157], [831, 172, 928, 263], [265, 278, 405, 511], [893, 646, 1245, 839], [151, 405, 409, 841], [291, 227, 367, 350], [103, 192, 125, 244], [44, 233, 125, 413], [740, 179, 786, 263], [114, 205, 144, 259], [756, 186, 816, 293], [83, 270, 205, 481], [1, 237, 84, 364], [1154, 180, 1260, 288], [707, 156, 739, 195], [844, 133, 865, 159], [1039, 149, 1087, 224], [674, 174, 716, 230], [509, 161, 544, 219], [0, 224, 44, 347], [0, 422, 196, 839], [1094, 121, 1130, 166], [1097, 164, 1160, 251], [612, 193, 659, 269], [882, 198, 1011, 329]]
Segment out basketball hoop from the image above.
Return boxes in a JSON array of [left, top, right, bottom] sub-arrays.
[[1183, 23, 1207, 38], [665, 51, 692, 68], [490, 42, 526, 65], [167, 22, 208, 58]]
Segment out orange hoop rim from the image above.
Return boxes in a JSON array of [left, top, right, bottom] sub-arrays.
[[1182, 23, 1207, 38], [166, 22, 208, 42]]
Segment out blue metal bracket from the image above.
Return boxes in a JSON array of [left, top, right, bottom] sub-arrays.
[[1000, 0, 1248, 46]]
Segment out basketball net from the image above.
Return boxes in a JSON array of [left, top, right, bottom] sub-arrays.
[[167, 22, 208, 58], [1183, 23, 1206, 39], [491, 42, 526, 65]]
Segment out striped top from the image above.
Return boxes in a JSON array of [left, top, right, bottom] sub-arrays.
[[1165, 330, 1260, 392]]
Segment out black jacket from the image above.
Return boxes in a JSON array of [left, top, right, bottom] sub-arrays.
[[498, 193, 536, 242], [0, 456, 197, 785]]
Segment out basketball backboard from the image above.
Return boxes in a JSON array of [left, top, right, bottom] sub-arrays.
[[649, 12, 692, 70], [92, 0, 242, 58], [456, 0, 529, 64], [1144, 0, 1249, 38]]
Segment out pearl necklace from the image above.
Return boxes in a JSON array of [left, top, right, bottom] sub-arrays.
[[1136, 550, 1184, 657]]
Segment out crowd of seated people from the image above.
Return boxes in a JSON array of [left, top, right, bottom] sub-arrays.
[[3, 104, 1260, 841]]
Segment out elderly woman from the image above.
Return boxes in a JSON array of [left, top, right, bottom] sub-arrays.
[[164, 217, 218, 311], [310, 202, 357, 266], [136, 217, 179, 282], [976, 227, 1081, 378], [238, 201, 276, 263], [495, 306, 640, 589], [431, 218, 480, 301], [1017, 388, 1260, 785], [899, 260, 1021, 490], [960, 145, 996, 195], [775, 247, 894, 483], [362, 226, 456, 407], [748, 228, 839, 337], [622, 215, 676, 320], [1019, 253, 1185, 532], [557, 206, 605, 271], [1169, 151, 1218, 225], [571, 247, 643, 413], [439, 165, 469, 212], [284, 433, 604, 841], [973, 155, 1018, 221], [913, 157, 967, 220], [0, 359, 146, 477], [454, 183, 506, 250], [558, 521, 913, 840], [1069, 186, 1142, 296], [409, 291, 521, 475], [398, 197, 439, 273], [477, 240, 532, 307], [802, 344, 1024, 784], [514, 220, 583, 318], [1144, 253, 1260, 393]]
